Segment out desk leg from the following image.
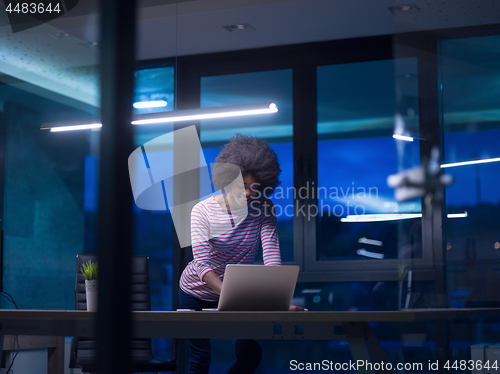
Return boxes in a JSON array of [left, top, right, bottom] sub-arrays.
[[0, 335, 3, 370], [47, 336, 64, 374], [343, 322, 395, 374]]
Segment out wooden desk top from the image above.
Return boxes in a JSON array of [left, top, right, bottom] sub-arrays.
[[0, 307, 498, 322], [132, 308, 500, 322], [0, 308, 497, 339]]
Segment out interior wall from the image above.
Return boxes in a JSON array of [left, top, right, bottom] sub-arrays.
[[1, 91, 91, 310]]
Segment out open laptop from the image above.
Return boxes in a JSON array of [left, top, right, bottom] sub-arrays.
[[214, 264, 300, 311]]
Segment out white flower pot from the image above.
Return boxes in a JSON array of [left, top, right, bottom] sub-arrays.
[[85, 280, 98, 312]]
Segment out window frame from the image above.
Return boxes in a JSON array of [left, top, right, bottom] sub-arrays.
[[302, 39, 436, 282], [169, 35, 437, 283], [135, 25, 500, 288]]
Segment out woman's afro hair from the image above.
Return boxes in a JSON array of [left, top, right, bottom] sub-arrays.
[[212, 134, 281, 192]]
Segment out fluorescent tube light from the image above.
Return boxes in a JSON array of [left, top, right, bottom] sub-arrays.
[[356, 249, 384, 259], [447, 212, 468, 219], [358, 237, 383, 246], [40, 103, 278, 132], [342, 212, 468, 222], [301, 289, 322, 294], [50, 123, 102, 132], [342, 214, 421, 222], [133, 100, 167, 109], [441, 157, 500, 168], [393, 134, 414, 142], [131, 103, 278, 126]]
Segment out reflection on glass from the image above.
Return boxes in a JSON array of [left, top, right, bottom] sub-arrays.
[[131, 66, 175, 361], [442, 35, 500, 305], [200, 69, 294, 262], [129, 64, 175, 277], [441, 34, 500, 365], [317, 58, 421, 261], [134, 66, 174, 115], [0, 5, 100, 310]]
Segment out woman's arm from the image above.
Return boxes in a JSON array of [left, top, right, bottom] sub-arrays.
[[191, 203, 224, 295], [202, 271, 223, 295], [191, 204, 216, 284], [260, 199, 282, 265], [260, 199, 305, 311]]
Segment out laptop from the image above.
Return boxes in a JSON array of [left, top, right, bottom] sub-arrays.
[[215, 264, 300, 311]]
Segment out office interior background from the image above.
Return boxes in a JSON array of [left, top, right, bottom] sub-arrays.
[[0, 0, 499, 372]]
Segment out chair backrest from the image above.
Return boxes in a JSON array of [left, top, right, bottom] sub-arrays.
[[75, 253, 151, 311], [73, 254, 156, 370]]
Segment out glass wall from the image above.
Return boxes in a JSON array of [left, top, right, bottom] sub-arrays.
[[132, 65, 175, 311], [316, 58, 421, 262], [0, 6, 100, 310], [0, 13, 175, 357], [1, 0, 499, 371], [199, 69, 294, 262], [198, 68, 294, 372], [441, 34, 500, 365], [131, 65, 175, 360]]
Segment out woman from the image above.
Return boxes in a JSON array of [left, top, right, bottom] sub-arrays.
[[179, 134, 301, 374]]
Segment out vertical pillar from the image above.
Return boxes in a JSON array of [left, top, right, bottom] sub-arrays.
[[97, 0, 136, 373]]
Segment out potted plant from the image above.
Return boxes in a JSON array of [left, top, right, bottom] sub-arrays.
[[80, 260, 98, 312]]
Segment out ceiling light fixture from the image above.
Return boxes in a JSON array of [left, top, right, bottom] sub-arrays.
[[342, 212, 468, 223], [48, 32, 71, 39], [388, 4, 419, 15], [41, 102, 278, 132], [441, 157, 500, 168], [356, 249, 384, 259], [79, 41, 99, 49], [223, 23, 256, 33], [447, 212, 468, 219], [50, 123, 102, 132], [342, 214, 421, 222], [132, 103, 277, 125], [393, 134, 414, 142], [133, 100, 167, 109], [358, 237, 383, 246]]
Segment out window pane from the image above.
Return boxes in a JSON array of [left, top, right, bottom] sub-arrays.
[[132, 65, 175, 361], [442, 35, 500, 305], [200, 69, 294, 261], [199, 68, 293, 374], [134, 66, 174, 115], [317, 58, 421, 261], [0, 4, 101, 310], [441, 33, 500, 368]]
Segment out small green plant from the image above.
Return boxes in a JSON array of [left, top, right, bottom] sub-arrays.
[[80, 260, 98, 281]]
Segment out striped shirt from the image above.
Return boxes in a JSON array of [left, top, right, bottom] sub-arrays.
[[180, 196, 281, 301]]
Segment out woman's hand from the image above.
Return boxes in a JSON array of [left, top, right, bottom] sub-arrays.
[[202, 271, 223, 295], [289, 304, 307, 311]]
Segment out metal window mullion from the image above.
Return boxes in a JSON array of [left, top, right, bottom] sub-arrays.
[[97, 0, 136, 373], [297, 58, 318, 272], [412, 31, 449, 374]]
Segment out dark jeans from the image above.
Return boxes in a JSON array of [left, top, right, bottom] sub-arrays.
[[178, 288, 262, 374]]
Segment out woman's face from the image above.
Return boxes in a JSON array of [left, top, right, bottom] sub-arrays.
[[228, 173, 260, 208]]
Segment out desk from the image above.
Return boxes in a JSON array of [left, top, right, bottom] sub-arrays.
[[1, 335, 64, 374], [0, 308, 498, 374]]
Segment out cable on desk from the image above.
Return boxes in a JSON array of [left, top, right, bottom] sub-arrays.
[[0, 292, 18, 310], [5, 336, 19, 374]]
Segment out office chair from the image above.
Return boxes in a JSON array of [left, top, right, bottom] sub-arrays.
[[70, 253, 177, 373]]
